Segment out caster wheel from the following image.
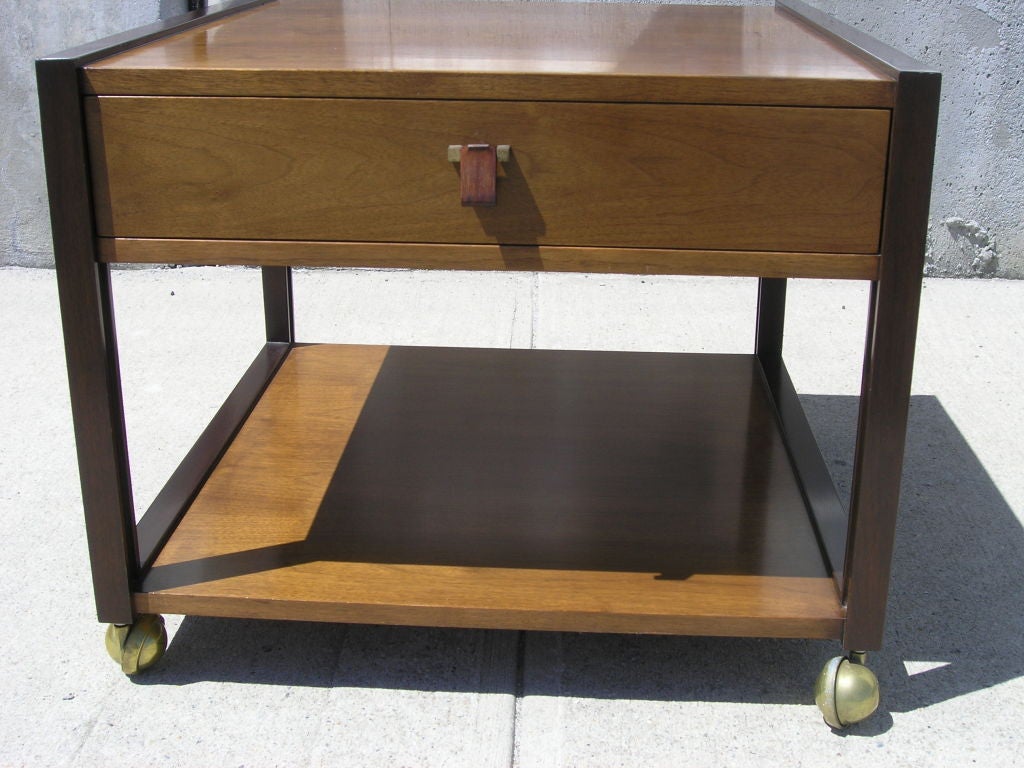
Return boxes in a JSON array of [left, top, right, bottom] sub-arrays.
[[105, 614, 167, 675], [814, 651, 880, 729]]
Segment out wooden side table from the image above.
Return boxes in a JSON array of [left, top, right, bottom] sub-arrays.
[[38, 0, 939, 727]]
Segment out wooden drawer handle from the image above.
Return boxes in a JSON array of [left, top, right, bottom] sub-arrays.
[[448, 144, 510, 207]]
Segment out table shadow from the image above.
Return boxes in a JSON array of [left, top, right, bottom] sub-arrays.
[[135, 394, 1024, 734]]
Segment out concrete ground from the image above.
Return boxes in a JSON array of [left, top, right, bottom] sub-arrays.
[[1, 265, 1021, 766]]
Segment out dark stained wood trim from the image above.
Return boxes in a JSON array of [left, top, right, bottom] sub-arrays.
[[776, 0, 936, 77], [261, 267, 294, 343], [97, 239, 881, 281], [770, 361, 849, 590], [776, 0, 941, 651], [754, 279, 848, 595], [36, 57, 137, 624], [842, 70, 941, 650], [136, 343, 291, 572], [41, 1, 937, 655], [36, 0, 274, 625], [39, 0, 274, 68], [755, 278, 787, 394]]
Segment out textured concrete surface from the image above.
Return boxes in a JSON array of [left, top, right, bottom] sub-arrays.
[[3, 0, 1023, 275], [1, 265, 1022, 766], [0, 0, 162, 267], [809, 0, 1024, 279]]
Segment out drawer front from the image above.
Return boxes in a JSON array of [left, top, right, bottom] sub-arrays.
[[87, 97, 889, 253]]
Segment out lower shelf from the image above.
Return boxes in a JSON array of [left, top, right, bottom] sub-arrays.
[[136, 343, 843, 639]]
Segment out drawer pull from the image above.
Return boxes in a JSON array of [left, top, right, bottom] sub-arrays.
[[449, 144, 510, 207]]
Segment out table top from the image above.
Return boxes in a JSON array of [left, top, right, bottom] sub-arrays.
[[83, 0, 895, 106]]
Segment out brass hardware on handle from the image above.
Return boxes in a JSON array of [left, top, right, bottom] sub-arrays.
[[449, 145, 511, 162], [449, 144, 511, 207]]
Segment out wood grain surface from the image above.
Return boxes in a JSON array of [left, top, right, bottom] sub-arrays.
[[135, 342, 291, 571], [137, 344, 842, 638], [98, 238, 880, 280], [37, 58, 139, 624], [87, 97, 889, 254], [843, 70, 942, 651], [82, 0, 894, 107]]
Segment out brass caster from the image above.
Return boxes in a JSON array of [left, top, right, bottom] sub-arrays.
[[814, 651, 880, 729], [105, 614, 167, 675]]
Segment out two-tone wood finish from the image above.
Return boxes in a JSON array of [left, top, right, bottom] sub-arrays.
[[36, 53, 136, 621], [135, 343, 290, 571], [137, 344, 843, 638], [39, 0, 939, 655], [841, 72, 941, 649], [781, 0, 941, 650], [36, 0, 280, 624]]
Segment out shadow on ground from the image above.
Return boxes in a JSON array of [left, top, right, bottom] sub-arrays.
[[135, 395, 1024, 732]]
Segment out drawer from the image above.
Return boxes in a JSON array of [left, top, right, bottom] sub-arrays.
[[86, 97, 889, 254]]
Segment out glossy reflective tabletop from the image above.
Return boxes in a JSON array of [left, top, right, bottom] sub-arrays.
[[84, 0, 894, 105]]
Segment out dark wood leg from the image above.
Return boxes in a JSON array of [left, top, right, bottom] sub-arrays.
[[38, 59, 137, 624], [755, 277, 787, 396], [842, 71, 941, 651], [757, 276, 848, 587], [262, 266, 294, 343]]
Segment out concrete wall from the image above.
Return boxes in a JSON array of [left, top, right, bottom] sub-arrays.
[[4, 0, 1022, 276], [809, 0, 1023, 277], [2, 1, 159, 266]]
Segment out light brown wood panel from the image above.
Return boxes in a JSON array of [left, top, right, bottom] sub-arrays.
[[83, 1, 893, 107], [135, 571, 843, 638], [87, 97, 890, 253], [98, 238, 880, 280], [137, 344, 843, 638]]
